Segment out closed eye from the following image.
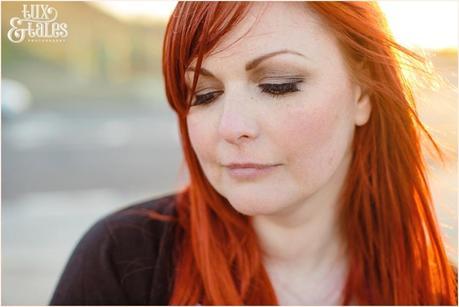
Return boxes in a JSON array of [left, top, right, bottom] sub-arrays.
[[259, 81, 303, 98], [192, 90, 223, 106], [191, 80, 303, 106]]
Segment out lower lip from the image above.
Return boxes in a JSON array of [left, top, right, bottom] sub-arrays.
[[226, 165, 280, 180]]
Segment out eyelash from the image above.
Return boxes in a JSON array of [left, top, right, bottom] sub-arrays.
[[259, 81, 302, 98], [192, 81, 303, 106]]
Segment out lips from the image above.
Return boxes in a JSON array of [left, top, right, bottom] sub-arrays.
[[225, 163, 279, 169]]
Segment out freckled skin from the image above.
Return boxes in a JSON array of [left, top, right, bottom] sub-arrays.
[[186, 2, 370, 217]]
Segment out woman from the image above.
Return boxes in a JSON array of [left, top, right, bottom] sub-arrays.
[[50, 2, 457, 305]]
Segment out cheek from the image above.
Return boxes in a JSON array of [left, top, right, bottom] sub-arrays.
[[278, 91, 354, 184], [187, 113, 213, 162], [186, 111, 223, 189]]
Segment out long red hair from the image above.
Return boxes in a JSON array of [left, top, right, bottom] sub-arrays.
[[161, 2, 457, 305]]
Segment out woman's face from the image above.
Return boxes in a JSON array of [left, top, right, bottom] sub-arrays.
[[185, 2, 371, 216]]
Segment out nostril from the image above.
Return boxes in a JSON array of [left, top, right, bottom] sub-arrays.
[[218, 110, 259, 145]]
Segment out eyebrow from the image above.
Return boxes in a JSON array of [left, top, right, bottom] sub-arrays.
[[186, 49, 306, 78], [245, 49, 306, 71]]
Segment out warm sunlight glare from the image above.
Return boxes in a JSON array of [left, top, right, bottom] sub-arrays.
[[92, 1, 457, 50], [91, 1, 177, 22], [379, 1, 457, 50]]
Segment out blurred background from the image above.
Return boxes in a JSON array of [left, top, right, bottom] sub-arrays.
[[1, 1, 457, 305]]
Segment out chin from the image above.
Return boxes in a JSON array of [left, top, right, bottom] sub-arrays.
[[225, 194, 282, 216]]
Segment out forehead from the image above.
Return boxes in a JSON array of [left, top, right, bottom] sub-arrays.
[[193, 2, 339, 68]]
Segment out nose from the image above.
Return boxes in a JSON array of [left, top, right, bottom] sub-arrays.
[[217, 93, 259, 145]]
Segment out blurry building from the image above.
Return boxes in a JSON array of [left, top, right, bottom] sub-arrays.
[[1, 2, 166, 108]]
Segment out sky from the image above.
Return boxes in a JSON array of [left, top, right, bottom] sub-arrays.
[[92, 1, 458, 50]]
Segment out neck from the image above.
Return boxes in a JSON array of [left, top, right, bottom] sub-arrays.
[[252, 192, 345, 263], [251, 152, 350, 266], [250, 152, 351, 304]]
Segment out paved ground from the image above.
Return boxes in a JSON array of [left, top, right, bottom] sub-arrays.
[[2, 103, 184, 305]]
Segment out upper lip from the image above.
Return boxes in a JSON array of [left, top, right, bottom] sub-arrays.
[[224, 163, 280, 169]]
